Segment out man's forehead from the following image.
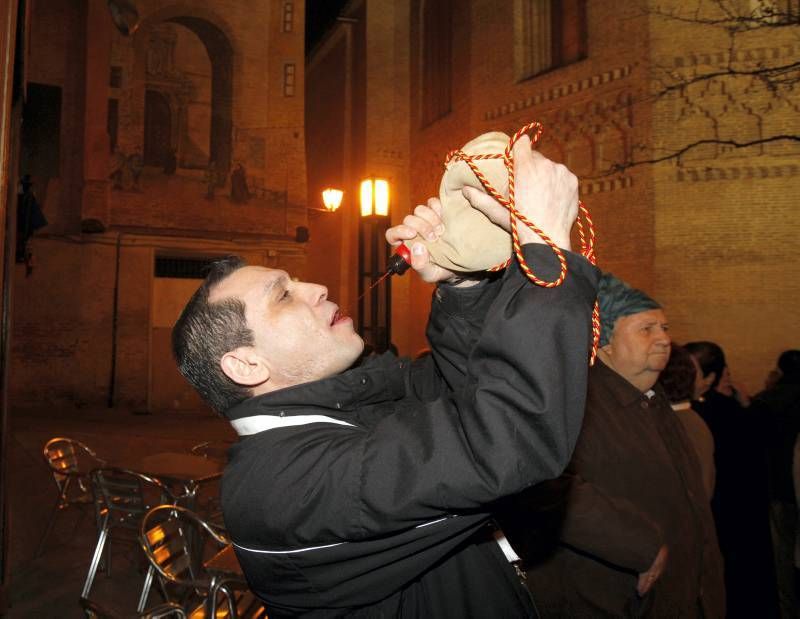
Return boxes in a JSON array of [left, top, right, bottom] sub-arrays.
[[621, 308, 667, 325], [208, 266, 287, 303]]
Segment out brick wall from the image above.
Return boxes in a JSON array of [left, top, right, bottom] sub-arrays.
[[648, 0, 800, 391], [388, 0, 798, 390]]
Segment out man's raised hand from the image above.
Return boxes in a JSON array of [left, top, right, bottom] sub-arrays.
[[461, 135, 579, 251]]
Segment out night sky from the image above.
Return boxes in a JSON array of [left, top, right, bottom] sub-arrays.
[[306, 0, 350, 52]]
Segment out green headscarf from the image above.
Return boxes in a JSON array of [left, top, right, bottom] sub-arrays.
[[598, 272, 661, 347]]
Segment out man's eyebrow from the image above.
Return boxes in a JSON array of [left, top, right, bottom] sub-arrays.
[[639, 319, 669, 327], [263, 274, 288, 297]]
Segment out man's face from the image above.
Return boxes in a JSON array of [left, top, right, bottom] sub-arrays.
[[210, 266, 364, 391], [603, 309, 671, 389]]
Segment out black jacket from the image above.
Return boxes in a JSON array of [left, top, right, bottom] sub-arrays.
[[753, 379, 800, 503], [221, 245, 600, 617]]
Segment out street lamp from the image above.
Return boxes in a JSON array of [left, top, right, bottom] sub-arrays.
[[321, 188, 343, 213], [359, 178, 389, 217], [358, 178, 392, 353]]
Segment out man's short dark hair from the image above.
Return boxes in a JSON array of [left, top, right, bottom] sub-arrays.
[[660, 344, 696, 404], [172, 256, 254, 414], [685, 341, 726, 390]]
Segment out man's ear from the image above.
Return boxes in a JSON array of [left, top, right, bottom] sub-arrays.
[[220, 347, 270, 387], [595, 344, 611, 368], [702, 371, 716, 389]]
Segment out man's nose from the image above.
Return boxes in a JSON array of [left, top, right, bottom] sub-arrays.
[[302, 283, 327, 305]]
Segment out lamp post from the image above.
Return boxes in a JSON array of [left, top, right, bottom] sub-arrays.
[[358, 178, 391, 353]]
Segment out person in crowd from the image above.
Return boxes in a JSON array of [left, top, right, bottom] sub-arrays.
[[687, 341, 779, 618], [171, 137, 600, 617], [661, 343, 716, 499], [794, 434, 800, 596], [498, 274, 725, 618], [753, 349, 800, 618]]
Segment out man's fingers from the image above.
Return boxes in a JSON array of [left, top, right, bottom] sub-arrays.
[[512, 134, 533, 161], [409, 242, 444, 283], [462, 186, 510, 231], [385, 224, 418, 246], [427, 197, 443, 218], [412, 204, 444, 238], [403, 213, 437, 241]]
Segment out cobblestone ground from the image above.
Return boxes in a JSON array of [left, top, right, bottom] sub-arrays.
[[5, 405, 234, 618]]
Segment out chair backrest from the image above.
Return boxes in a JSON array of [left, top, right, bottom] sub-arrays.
[[140, 505, 228, 589], [43, 437, 103, 483], [92, 468, 175, 528]]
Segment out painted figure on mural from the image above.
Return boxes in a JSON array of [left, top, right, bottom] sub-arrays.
[[16, 174, 48, 272], [109, 147, 127, 190], [129, 150, 143, 191], [230, 162, 250, 203]]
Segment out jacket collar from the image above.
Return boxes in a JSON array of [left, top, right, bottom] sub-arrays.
[[225, 352, 407, 423], [591, 358, 661, 407]]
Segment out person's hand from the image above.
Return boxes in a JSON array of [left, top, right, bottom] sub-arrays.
[[461, 135, 578, 250], [385, 198, 457, 284], [637, 545, 668, 597]]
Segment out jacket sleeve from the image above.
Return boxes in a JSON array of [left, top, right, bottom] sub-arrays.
[[268, 244, 599, 545], [496, 460, 664, 574], [423, 273, 502, 392], [556, 473, 663, 572], [341, 244, 600, 535]]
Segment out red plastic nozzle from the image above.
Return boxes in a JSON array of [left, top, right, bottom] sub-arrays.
[[387, 243, 412, 276]]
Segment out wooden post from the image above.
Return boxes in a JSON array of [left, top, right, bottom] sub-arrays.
[[0, 0, 22, 612]]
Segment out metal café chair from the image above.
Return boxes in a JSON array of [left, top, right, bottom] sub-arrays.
[[140, 505, 266, 618], [38, 437, 106, 557], [188, 441, 230, 528], [82, 467, 189, 606], [80, 596, 186, 619]]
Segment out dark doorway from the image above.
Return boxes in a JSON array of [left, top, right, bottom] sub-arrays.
[[144, 89, 171, 166], [20, 83, 61, 204]]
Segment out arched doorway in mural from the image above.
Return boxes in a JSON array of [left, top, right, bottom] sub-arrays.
[[141, 16, 233, 177]]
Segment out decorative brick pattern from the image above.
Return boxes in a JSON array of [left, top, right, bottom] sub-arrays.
[[483, 65, 633, 121]]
